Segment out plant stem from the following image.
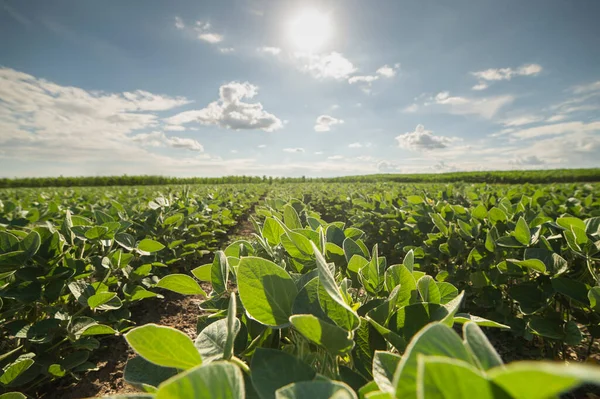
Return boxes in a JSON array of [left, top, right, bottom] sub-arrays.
[[230, 356, 250, 374]]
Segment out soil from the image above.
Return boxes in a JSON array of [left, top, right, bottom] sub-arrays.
[[32, 198, 263, 399]]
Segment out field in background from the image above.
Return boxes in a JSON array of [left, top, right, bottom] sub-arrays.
[[1, 168, 599, 188], [1, 179, 600, 398]]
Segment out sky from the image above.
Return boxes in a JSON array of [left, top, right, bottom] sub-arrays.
[[1, 0, 599, 178]]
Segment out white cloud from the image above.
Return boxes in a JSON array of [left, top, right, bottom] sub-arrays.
[[219, 47, 235, 54], [402, 103, 419, 113], [283, 147, 305, 153], [348, 75, 379, 84], [348, 142, 363, 148], [501, 115, 544, 127], [510, 155, 545, 166], [328, 155, 344, 160], [198, 32, 223, 43], [165, 82, 283, 132], [472, 63, 542, 81], [430, 92, 514, 119], [314, 115, 344, 132], [395, 124, 460, 151], [257, 46, 281, 55], [314, 151, 324, 155], [471, 63, 542, 90], [546, 115, 567, 123], [174, 16, 185, 30], [257, 144, 267, 148], [509, 121, 600, 139], [164, 125, 186, 131], [377, 160, 401, 172], [571, 80, 600, 94], [472, 82, 489, 91], [130, 132, 204, 152], [231, 149, 238, 153], [294, 52, 357, 80], [376, 63, 400, 78]]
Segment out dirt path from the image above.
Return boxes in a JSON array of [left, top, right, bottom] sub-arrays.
[[35, 197, 265, 399]]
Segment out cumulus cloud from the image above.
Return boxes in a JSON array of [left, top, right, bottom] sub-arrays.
[[174, 16, 185, 30], [348, 75, 379, 84], [430, 91, 514, 119], [328, 155, 344, 160], [257, 144, 267, 148], [257, 46, 281, 55], [130, 132, 204, 152], [510, 155, 545, 165], [294, 52, 357, 80], [470, 63, 542, 90], [348, 142, 363, 148], [402, 104, 419, 113], [165, 82, 283, 132], [175, 18, 224, 44], [377, 160, 401, 172], [283, 147, 305, 153], [219, 47, 235, 54], [314, 115, 344, 132], [376, 63, 400, 78], [395, 124, 459, 151]]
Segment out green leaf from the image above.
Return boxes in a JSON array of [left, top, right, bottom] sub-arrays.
[[156, 274, 206, 296], [385, 265, 417, 306], [211, 251, 229, 295], [192, 264, 212, 282], [124, 356, 177, 389], [551, 277, 590, 305], [275, 380, 357, 399], [312, 242, 359, 331], [453, 314, 510, 329], [224, 292, 238, 361], [290, 314, 354, 355], [88, 292, 117, 310], [343, 238, 365, 264], [155, 362, 244, 399], [237, 257, 298, 327], [507, 259, 546, 274], [262, 218, 285, 246], [0, 358, 34, 385], [417, 276, 441, 304], [436, 282, 458, 304], [138, 239, 165, 253], [115, 232, 137, 251], [283, 204, 303, 230], [194, 317, 240, 364], [20, 231, 40, 259], [418, 357, 495, 399], [472, 204, 488, 220], [589, 287, 600, 312], [429, 213, 448, 236], [251, 348, 316, 399], [406, 195, 424, 204], [528, 316, 564, 340], [488, 207, 507, 224], [556, 217, 586, 232], [403, 250, 415, 273], [373, 351, 401, 393], [125, 324, 202, 370], [462, 322, 504, 370], [489, 361, 600, 399], [393, 323, 473, 399], [163, 213, 184, 226], [0, 393, 28, 399], [85, 226, 109, 240], [513, 216, 531, 246]]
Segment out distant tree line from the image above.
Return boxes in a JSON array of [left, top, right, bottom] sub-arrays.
[[0, 169, 598, 188]]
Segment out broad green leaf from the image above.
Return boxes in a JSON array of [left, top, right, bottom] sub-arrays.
[[237, 257, 298, 327], [436, 282, 458, 304], [589, 287, 600, 312], [283, 204, 302, 230], [489, 361, 600, 399], [138, 239, 165, 253], [417, 276, 441, 304], [88, 292, 117, 310], [513, 216, 531, 246], [488, 207, 507, 224], [418, 357, 495, 399], [124, 356, 177, 390], [453, 314, 510, 329], [406, 195, 424, 204], [393, 323, 474, 399], [20, 231, 40, 258], [373, 351, 401, 393], [115, 232, 136, 251], [433, 290, 465, 326], [429, 213, 448, 236], [125, 324, 202, 370], [507, 258, 546, 274], [385, 265, 417, 306], [263, 218, 285, 246], [163, 213, 184, 226], [528, 316, 564, 340], [343, 238, 364, 264], [0, 393, 28, 399], [192, 264, 212, 282], [472, 204, 488, 220], [194, 318, 240, 363], [462, 322, 504, 370], [275, 380, 357, 399], [251, 348, 316, 399], [403, 250, 415, 272], [312, 242, 359, 331], [292, 277, 330, 321], [551, 277, 589, 305], [156, 274, 206, 296], [348, 254, 369, 274], [156, 362, 244, 399], [0, 358, 34, 385], [211, 251, 229, 295], [290, 314, 354, 355], [556, 217, 586, 232]]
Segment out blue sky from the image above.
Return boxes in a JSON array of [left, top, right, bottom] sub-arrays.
[[1, 0, 599, 177]]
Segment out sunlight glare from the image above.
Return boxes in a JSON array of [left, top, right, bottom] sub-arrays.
[[288, 9, 332, 51]]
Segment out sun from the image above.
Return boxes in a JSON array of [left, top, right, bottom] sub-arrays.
[[288, 9, 332, 51]]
